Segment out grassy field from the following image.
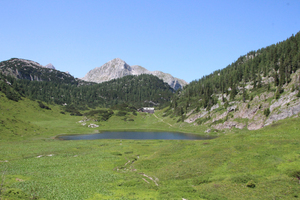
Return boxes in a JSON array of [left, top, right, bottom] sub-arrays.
[[1, 93, 300, 199]]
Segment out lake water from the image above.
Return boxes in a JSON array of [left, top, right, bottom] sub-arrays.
[[57, 131, 215, 140]]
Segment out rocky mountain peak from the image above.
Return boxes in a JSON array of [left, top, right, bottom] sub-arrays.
[[81, 58, 133, 83], [81, 59, 188, 90]]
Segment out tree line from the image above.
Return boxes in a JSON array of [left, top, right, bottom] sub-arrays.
[[0, 72, 174, 110]]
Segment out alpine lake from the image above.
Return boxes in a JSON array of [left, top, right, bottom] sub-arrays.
[[56, 131, 215, 140]]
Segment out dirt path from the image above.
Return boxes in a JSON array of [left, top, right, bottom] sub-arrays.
[[153, 114, 173, 127]]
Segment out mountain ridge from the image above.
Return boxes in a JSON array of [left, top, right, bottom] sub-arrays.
[[0, 58, 80, 84], [81, 58, 188, 90]]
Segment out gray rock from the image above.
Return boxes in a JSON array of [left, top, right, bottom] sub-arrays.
[[270, 91, 298, 112], [227, 105, 237, 112], [81, 58, 188, 90], [184, 110, 208, 123], [247, 117, 264, 130], [210, 104, 219, 111], [265, 102, 300, 126], [44, 63, 56, 69], [212, 111, 227, 122], [205, 129, 211, 133], [212, 121, 245, 130]]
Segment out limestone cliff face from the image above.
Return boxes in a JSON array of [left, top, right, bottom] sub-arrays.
[[81, 58, 188, 90]]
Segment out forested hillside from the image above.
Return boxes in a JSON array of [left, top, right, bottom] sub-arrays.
[[173, 32, 300, 114], [158, 31, 300, 132], [0, 71, 174, 110]]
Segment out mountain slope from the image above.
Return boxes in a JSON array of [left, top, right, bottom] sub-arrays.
[[167, 31, 300, 131], [81, 58, 188, 90], [0, 58, 79, 84]]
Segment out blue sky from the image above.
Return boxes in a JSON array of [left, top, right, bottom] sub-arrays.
[[1, 0, 299, 83]]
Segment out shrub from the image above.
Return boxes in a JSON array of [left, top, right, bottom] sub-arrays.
[[264, 108, 270, 117], [224, 101, 229, 109], [116, 111, 127, 116], [275, 91, 281, 99], [84, 109, 114, 121], [275, 85, 284, 99], [64, 105, 82, 116], [38, 101, 51, 110], [196, 116, 211, 125], [291, 84, 295, 92]]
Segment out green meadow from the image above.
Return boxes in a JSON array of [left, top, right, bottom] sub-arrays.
[[1, 93, 300, 199]]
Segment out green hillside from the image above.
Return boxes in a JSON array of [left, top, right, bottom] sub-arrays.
[[0, 93, 300, 199], [1, 31, 300, 199], [0, 91, 91, 141]]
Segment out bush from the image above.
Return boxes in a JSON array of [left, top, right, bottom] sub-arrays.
[[38, 101, 51, 110], [64, 105, 82, 116], [275, 85, 284, 99], [116, 111, 127, 116], [275, 91, 281, 99], [196, 116, 211, 125], [264, 108, 270, 117], [84, 109, 114, 121], [224, 101, 229, 109]]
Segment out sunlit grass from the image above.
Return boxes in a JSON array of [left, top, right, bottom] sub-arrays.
[[1, 93, 300, 199]]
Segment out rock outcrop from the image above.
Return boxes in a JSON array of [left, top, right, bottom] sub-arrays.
[[265, 93, 300, 126], [81, 58, 188, 90], [44, 63, 56, 69], [184, 69, 300, 131]]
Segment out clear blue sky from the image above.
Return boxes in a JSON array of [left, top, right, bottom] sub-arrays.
[[1, 0, 299, 83]]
